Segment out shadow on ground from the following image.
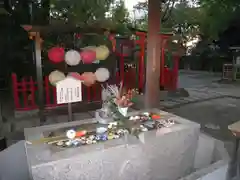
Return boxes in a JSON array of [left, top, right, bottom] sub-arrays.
[[168, 97, 239, 141]]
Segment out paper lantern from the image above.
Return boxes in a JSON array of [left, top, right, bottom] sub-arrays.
[[49, 70, 65, 86], [48, 47, 65, 63], [82, 46, 96, 51], [95, 45, 110, 60], [81, 50, 96, 64], [95, 68, 110, 82], [67, 72, 83, 81], [81, 72, 97, 86], [65, 50, 81, 66]]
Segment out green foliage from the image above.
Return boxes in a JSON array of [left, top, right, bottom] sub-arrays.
[[2, 0, 239, 75], [0, 0, 133, 76], [133, 0, 200, 52], [50, 0, 114, 24], [198, 0, 240, 40], [109, 0, 131, 34]]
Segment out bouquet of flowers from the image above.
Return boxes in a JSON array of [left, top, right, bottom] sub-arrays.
[[101, 82, 138, 119]]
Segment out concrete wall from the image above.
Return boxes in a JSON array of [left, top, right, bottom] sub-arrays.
[[179, 135, 229, 180], [0, 141, 31, 180]]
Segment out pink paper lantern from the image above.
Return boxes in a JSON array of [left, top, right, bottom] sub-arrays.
[[67, 72, 83, 81], [48, 47, 65, 63], [80, 50, 96, 64]]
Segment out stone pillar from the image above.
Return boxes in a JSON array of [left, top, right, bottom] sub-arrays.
[[145, 0, 161, 108]]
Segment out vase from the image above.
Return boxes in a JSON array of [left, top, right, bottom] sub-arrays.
[[118, 106, 128, 117], [95, 109, 114, 124]]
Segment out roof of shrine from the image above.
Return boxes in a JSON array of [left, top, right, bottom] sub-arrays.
[[21, 22, 118, 35]]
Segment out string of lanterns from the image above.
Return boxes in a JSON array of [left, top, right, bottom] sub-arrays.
[[47, 44, 110, 86]]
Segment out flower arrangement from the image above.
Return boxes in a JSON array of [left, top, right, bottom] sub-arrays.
[[99, 82, 139, 121]]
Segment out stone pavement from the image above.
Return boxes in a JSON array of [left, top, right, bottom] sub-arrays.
[[160, 88, 226, 109]]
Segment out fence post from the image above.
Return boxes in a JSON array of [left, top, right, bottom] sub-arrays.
[[172, 55, 179, 90], [21, 77, 28, 108], [120, 44, 125, 84], [45, 76, 50, 106], [87, 87, 91, 102], [29, 76, 36, 107], [11, 73, 20, 109], [139, 34, 145, 92]]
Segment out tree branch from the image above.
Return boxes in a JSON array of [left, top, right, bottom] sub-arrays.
[[162, 0, 177, 22]]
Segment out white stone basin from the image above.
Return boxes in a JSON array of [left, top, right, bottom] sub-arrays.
[[0, 109, 229, 180]]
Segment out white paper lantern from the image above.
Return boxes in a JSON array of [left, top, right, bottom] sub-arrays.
[[49, 70, 65, 86], [65, 50, 81, 66], [95, 68, 110, 82]]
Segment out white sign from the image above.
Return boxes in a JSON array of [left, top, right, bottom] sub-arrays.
[[56, 77, 82, 104]]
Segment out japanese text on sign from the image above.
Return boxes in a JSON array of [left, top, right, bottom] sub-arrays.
[[56, 77, 82, 104]]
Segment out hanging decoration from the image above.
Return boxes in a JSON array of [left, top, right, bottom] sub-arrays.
[[95, 68, 110, 82], [48, 47, 65, 63], [82, 46, 96, 51], [80, 49, 96, 64], [49, 70, 66, 86], [81, 72, 97, 87], [65, 50, 81, 66], [95, 45, 110, 60], [67, 72, 83, 81]]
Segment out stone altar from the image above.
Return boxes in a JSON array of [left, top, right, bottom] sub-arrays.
[[1, 109, 201, 180]]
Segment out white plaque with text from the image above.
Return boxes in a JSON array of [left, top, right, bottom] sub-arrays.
[[56, 77, 82, 104]]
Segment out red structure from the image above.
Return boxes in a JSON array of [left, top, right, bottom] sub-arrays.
[[12, 32, 180, 111]]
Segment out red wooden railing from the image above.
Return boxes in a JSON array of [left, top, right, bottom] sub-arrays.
[[11, 63, 178, 111]]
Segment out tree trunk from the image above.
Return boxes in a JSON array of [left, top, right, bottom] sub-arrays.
[[145, 0, 161, 108]]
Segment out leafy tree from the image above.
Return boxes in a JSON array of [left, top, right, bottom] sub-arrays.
[[0, 0, 133, 77], [109, 0, 131, 34], [198, 0, 240, 40], [133, 0, 201, 53]]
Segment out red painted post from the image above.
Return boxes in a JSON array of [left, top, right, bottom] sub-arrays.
[[94, 84, 101, 101], [172, 54, 179, 90], [136, 32, 146, 91], [21, 77, 28, 108], [29, 76, 36, 107], [52, 87, 57, 106], [160, 46, 165, 87], [91, 85, 97, 101], [87, 87, 91, 102], [160, 38, 167, 88], [119, 44, 125, 84], [11, 73, 21, 109], [45, 76, 50, 106]]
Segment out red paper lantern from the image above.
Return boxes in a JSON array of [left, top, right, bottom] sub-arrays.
[[80, 50, 96, 64], [48, 47, 65, 63]]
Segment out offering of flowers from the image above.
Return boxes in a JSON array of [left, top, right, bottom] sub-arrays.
[[97, 82, 139, 123]]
